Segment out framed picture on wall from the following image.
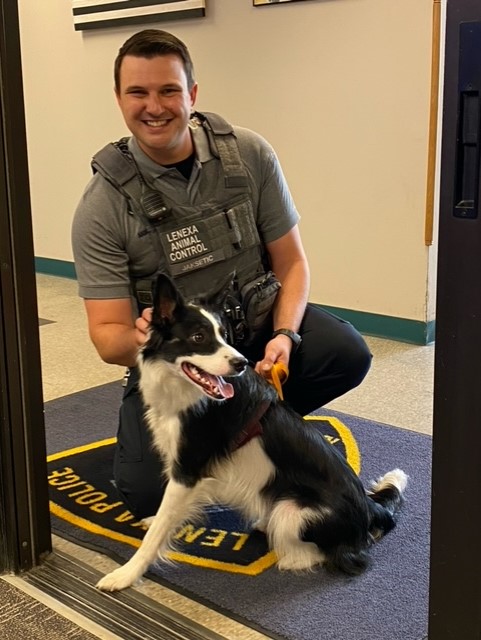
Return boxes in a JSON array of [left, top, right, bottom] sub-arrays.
[[72, 0, 206, 32], [253, 0, 309, 5]]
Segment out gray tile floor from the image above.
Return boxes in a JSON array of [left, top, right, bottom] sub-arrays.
[[29, 274, 434, 639]]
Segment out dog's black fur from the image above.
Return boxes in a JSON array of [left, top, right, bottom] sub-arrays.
[[97, 274, 407, 591]]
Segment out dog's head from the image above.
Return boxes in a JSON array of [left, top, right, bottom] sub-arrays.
[[140, 274, 248, 401]]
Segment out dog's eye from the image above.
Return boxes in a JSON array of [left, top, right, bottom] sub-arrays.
[[191, 332, 204, 343]]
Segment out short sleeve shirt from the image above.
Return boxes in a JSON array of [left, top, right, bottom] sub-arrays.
[[71, 123, 300, 300]]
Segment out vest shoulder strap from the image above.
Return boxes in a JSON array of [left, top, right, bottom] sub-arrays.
[[91, 138, 143, 205], [200, 111, 235, 135], [91, 139, 166, 297], [194, 111, 249, 189]]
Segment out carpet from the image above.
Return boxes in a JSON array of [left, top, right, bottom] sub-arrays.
[[45, 381, 431, 640]]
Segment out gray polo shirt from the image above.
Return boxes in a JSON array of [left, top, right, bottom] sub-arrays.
[[71, 123, 299, 300]]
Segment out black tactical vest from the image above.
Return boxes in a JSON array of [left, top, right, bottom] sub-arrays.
[[91, 111, 280, 345]]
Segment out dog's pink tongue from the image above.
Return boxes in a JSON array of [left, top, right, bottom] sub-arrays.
[[217, 377, 234, 399]]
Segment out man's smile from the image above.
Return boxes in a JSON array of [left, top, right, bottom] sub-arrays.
[[144, 119, 171, 128]]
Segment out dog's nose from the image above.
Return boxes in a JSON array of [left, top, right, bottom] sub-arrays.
[[231, 356, 248, 373]]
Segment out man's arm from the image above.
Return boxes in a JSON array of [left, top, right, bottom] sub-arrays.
[[268, 224, 310, 333], [255, 224, 310, 376], [84, 298, 144, 367]]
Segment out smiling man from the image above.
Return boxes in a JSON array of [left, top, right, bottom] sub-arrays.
[[71, 29, 371, 520], [115, 53, 197, 165]]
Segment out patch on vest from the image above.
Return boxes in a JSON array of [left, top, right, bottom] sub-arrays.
[[47, 416, 360, 575], [160, 222, 226, 276]]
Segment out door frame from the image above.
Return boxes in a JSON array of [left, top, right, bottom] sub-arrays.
[[429, 1, 481, 637], [0, 0, 51, 574]]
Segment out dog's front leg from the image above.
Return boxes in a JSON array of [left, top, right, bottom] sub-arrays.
[[96, 479, 199, 592]]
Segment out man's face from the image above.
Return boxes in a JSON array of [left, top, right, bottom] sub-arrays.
[[116, 54, 198, 165]]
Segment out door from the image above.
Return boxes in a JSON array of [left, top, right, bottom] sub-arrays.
[[429, 1, 481, 638], [0, 0, 51, 572]]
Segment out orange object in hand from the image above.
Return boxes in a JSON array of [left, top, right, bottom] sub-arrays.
[[265, 362, 289, 400]]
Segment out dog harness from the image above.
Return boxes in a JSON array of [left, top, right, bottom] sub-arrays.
[[230, 398, 270, 451], [229, 364, 289, 451]]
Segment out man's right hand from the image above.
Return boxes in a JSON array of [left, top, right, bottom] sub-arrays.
[[135, 307, 152, 346]]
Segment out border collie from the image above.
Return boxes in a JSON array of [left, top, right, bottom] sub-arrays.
[[97, 274, 407, 592]]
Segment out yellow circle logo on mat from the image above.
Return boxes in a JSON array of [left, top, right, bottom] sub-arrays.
[[47, 416, 361, 575], [304, 416, 361, 475]]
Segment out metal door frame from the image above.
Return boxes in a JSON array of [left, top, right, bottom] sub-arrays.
[[0, 0, 51, 574], [429, 1, 481, 637]]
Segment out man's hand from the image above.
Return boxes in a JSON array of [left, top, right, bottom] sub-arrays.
[[254, 334, 292, 379], [135, 307, 152, 347]]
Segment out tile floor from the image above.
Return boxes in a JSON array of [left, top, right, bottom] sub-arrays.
[[31, 273, 434, 639]]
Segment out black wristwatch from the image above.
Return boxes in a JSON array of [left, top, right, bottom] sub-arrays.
[[272, 328, 302, 351]]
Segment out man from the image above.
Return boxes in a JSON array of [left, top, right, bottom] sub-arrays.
[[72, 29, 371, 519]]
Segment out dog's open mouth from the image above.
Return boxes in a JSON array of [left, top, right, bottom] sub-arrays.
[[181, 363, 234, 400]]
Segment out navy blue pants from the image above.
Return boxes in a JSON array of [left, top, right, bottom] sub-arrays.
[[113, 304, 372, 519]]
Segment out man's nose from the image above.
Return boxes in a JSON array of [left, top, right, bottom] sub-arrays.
[[144, 93, 164, 114]]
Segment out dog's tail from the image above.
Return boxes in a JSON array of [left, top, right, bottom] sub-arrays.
[[323, 469, 408, 577], [366, 468, 408, 542]]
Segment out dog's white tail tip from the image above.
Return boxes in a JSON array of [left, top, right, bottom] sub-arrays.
[[371, 468, 408, 494]]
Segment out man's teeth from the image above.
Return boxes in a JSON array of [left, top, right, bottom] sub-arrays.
[[145, 120, 168, 127]]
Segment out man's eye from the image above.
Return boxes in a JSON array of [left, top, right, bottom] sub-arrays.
[[192, 333, 204, 343]]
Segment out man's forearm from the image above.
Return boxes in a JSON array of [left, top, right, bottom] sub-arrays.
[[272, 260, 310, 333], [90, 323, 140, 367]]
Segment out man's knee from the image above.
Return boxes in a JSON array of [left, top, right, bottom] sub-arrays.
[[342, 332, 372, 389], [113, 456, 166, 520]]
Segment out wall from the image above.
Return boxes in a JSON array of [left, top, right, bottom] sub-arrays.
[[17, 0, 436, 341]]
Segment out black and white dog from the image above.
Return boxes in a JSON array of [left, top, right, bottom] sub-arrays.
[[97, 274, 407, 592]]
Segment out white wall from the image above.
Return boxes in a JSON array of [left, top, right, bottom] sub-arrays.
[[18, 0, 435, 323]]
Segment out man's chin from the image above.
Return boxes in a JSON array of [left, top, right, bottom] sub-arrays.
[[136, 135, 177, 162]]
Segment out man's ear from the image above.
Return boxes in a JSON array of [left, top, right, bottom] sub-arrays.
[[189, 83, 198, 109], [152, 273, 185, 323]]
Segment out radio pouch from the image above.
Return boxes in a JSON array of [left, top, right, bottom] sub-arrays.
[[240, 271, 281, 342]]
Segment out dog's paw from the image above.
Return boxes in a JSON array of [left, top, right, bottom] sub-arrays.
[[96, 565, 142, 592], [276, 541, 324, 572], [140, 516, 155, 529], [252, 517, 268, 533]]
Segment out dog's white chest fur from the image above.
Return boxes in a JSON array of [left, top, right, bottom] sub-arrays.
[[210, 439, 275, 520]]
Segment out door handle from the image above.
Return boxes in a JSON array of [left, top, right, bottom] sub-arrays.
[[454, 89, 481, 219]]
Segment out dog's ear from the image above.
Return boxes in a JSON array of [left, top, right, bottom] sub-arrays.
[[152, 273, 185, 323]]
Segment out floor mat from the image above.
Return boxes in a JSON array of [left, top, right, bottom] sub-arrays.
[[45, 381, 431, 640]]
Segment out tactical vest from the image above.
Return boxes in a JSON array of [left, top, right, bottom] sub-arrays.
[[91, 111, 280, 345]]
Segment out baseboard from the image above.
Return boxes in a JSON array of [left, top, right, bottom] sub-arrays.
[[317, 304, 436, 346], [34, 257, 435, 345], [35, 257, 76, 280]]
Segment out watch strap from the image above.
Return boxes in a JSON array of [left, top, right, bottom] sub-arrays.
[[272, 328, 302, 350]]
